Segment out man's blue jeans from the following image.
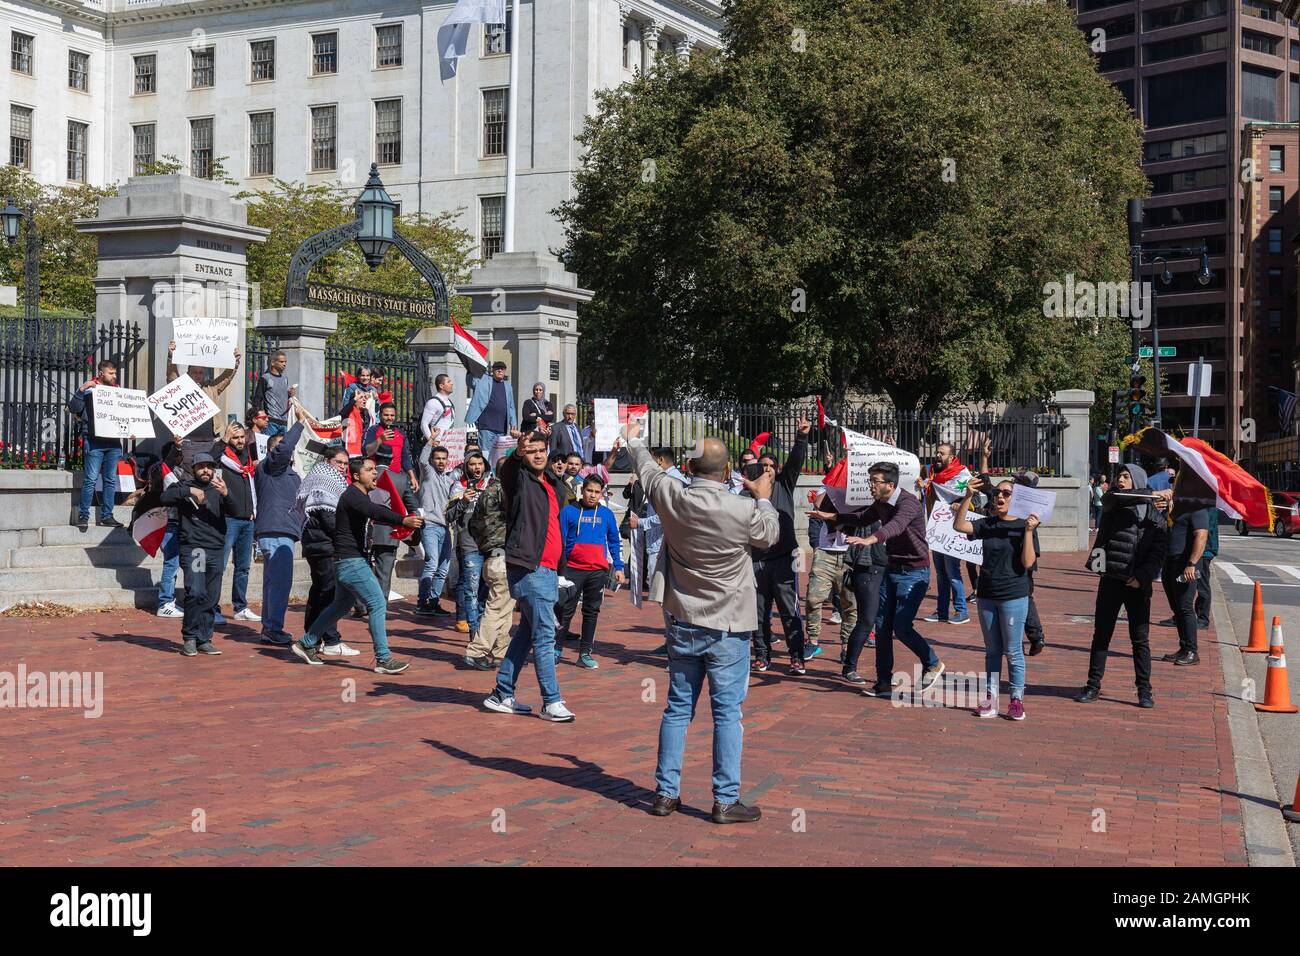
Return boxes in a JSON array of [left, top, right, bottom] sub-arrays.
[[301, 556, 391, 659], [256, 535, 297, 635], [494, 565, 561, 706], [157, 522, 180, 609], [875, 567, 939, 683], [458, 550, 486, 632], [655, 619, 750, 804], [221, 517, 254, 612], [79, 443, 122, 521], [418, 522, 452, 604], [934, 553, 968, 620], [978, 596, 1028, 702]]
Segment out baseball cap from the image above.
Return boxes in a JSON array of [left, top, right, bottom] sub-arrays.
[[191, 452, 216, 467]]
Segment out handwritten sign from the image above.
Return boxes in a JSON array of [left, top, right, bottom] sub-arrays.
[[593, 398, 620, 452], [172, 316, 239, 369], [91, 385, 154, 440], [253, 430, 269, 460], [926, 503, 983, 565], [147, 376, 220, 439], [1008, 484, 1056, 523], [489, 434, 515, 470], [440, 427, 467, 468], [843, 428, 921, 507]]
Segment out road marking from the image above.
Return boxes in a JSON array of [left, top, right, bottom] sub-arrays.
[[1275, 565, 1300, 581], [1215, 561, 1256, 585]]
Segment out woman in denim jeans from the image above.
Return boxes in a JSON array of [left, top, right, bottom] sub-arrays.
[[951, 478, 1040, 721]]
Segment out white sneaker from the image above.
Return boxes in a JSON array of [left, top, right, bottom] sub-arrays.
[[541, 700, 576, 722], [321, 642, 361, 657], [234, 608, 261, 622], [483, 694, 532, 715], [829, 611, 843, 625], [388, 590, 403, 601], [156, 603, 184, 619]]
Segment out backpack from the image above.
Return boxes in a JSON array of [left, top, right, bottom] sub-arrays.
[[470, 477, 508, 552]]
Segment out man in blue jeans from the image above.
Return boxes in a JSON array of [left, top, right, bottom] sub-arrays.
[[625, 420, 780, 824], [415, 444, 455, 615], [216, 422, 260, 625], [253, 414, 307, 644], [68, 359, 125, 531], [465, 361, 517, 471], [482, 426, 576, 722]]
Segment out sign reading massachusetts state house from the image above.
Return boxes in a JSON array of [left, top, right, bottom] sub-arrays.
[[304, 282, 442, 321]]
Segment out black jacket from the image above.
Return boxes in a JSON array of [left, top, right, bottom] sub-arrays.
[[301, 509, 337, 561], [1091, 464, 1167, 585], [844, 518, 888, 569], [160, 478, 227, 550], [217, 443, 255, 520], [751, 437, 807, 562], [499, 447, 569, 571]]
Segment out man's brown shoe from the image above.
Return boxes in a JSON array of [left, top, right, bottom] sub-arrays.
[[711, 801, 761, 824], [649, 794, 680, 817]]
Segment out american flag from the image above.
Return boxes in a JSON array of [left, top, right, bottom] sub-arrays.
[[1271, 386, 1298, 433]]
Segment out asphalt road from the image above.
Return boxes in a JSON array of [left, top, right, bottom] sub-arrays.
[[1211, 530, 1300, 861]]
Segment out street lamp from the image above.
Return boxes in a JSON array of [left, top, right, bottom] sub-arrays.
[[354, 164, 396, 271], [1, 197, 39, 320], [0, 199, 20, 243]]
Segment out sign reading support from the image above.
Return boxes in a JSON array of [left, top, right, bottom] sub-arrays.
[[147, 376, 221, 439]]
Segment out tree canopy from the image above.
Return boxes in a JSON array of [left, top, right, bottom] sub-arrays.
[[556, 0, 1149, 409]]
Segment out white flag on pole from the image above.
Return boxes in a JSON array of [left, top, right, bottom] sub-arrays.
[[439, 0, 506, 79]]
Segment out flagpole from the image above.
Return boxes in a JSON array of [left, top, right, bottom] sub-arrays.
[[503, 0, 519, 254]]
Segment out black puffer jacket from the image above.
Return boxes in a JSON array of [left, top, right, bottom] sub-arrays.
[[1091, 464, 1167, 584], [301, 509, 337, 561], [844, 518, 888, 569]]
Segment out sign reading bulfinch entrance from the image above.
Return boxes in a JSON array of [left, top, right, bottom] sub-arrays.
[[147, 376, 221, 439]]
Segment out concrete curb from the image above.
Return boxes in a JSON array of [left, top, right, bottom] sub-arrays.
[[1211, 571, 1296, 866]]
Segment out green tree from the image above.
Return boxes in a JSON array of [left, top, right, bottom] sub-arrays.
[[557, 0, 1148, 409]]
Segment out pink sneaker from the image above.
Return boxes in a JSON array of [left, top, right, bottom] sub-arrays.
[[976, 695, 997, 718], [1007, 698, 1026, 721]]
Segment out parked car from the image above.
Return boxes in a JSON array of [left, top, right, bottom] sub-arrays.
[[1235, 492, 1300, 538]]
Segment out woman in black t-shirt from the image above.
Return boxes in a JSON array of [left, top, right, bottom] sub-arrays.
[[952, 478, 1040, 721]]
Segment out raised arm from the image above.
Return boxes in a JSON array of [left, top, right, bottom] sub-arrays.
[[263, 421, 303, 476], [779, 419, 811, 490]]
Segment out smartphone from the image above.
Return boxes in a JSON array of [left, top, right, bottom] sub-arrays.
[[743, 463, 763, 481]]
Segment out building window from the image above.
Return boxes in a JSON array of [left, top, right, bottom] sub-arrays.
[[133, 123, 155, 175], [1144, 64, 1227, 127], [376, 24, 403, 67], [375, 99, 401, 165], [482, 87, 507, 157], [1244, 1, 1279, 20], [485, 8, 512, 56], [310, 105, 336, 171], [11, 33, 32, 75], [1269, 309, 1283, 333], [1271, 185, 1284, 212], [66, 121, 87, 182], [1243, 31, 1278, 55], [1143, 131, 1227, 162], [190, 117, 213, 179], [249, 111, 274, 176], [480, 195, 504, 260], [1148, 165, 1227, 194], [1097, 47, 1135, 71], [191, 47, 214, 88], [134, 54, 156, 94], [1269, 226, 1283, 253], [68, 50, 88, 91], [1268, 266, 1284, 295], [312, 32, 338, 75], [621, 23, 630, 68], [1144, 30, 1228, 65], [1271, 144, 1286, 171], [250, 39, 275, 81], [1143, 0, 1228, 31], [1243, 65, 1280, 120], [9, 105, 32, 169]]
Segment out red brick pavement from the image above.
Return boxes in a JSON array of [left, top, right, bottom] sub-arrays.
[[0, 552, 1246, 866]]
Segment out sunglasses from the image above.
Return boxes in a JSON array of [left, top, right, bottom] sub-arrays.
[[994, 489, 1013, 499]]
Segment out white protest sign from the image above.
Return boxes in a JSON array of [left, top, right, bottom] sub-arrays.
[[440, 427, 468, 468], [593, 398, 620, 452], [90, 385, 154, 440], [171, 316, 240, 369], [489, 434, 515, 470], [147, 376, 221, 439], [925, 502, 983, 565], [253, 430, 269, 460], [843, 428, 921, 507], [1008, 484, 1056, 523]]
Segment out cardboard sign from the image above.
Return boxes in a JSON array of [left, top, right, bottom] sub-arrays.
[[171, 316, 240, 369], [843, 428, 921, 507], [926, 503, 983, 565], [593, 397, 620, 452], [440, 427, 467, 468], [147, 376, 220, 439], [1008, 484, 1056, 523], [91, 385, 154, 440]]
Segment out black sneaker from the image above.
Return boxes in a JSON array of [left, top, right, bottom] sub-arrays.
[[1196, 618, 1211, 630], [76, 515, 89, 532], [861, 681, 894, 698], [711, 801, 761, 824], [789, 658, 807, 676], [374, 657, 410, 675], [1075, 685, 1100, 703], [414, 601, 439, 617], [1156, 616, 1177, 627], [841, 671, 867, 685], [97, 515, 123, 528], [291, 640, 324, 666], [430, 601, 452, 617], [1138, 690, 1155, 709], [197, 642, 222, 655]]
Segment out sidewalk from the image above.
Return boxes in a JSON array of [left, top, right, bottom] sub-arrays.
[[0, 552, 1246, 866]]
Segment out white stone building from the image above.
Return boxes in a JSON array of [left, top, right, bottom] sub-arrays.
[[0, 0, 722, 258]]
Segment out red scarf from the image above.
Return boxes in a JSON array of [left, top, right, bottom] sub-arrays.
[[460, 473, 492, 490], [221, 445, 258, 516], [931, 457, 965, 486]]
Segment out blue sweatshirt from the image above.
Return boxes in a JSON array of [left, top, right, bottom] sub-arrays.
[[560, 502, 623, 572]]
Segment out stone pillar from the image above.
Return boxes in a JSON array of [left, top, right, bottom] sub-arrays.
[[674, 35, 695, 62], [641, 20, 663, 71], [408, 325, 470, 431], [252, 307, 337, 420], [456, 251, 592, 419], [1051, 388, 1096, 550]]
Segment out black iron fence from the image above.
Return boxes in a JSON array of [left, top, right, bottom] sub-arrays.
[[575, 395, 1067, 476], [324, 342, 428, 447], [0, 318, 144, 470]]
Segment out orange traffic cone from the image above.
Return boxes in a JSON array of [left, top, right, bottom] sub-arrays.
[[1284, 774, 1300, 823], [1243, 583, 1269, 654], [1255, 617, 1299, 714]]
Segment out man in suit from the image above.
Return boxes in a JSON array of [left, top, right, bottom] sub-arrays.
[[465, 361, 517, 469], [626, 419, 780, 826], [551, 404, 586, 462]]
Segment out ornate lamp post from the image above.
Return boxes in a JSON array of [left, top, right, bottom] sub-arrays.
[[1, 198, 39, 320], [354, 164, 397, 271]]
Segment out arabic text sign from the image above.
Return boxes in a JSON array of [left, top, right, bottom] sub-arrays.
[[91, 385, 154, 440], [440, 427, 467, 468], [1008, 484, 1056, 523], [926, 503, 983, 565], [172, 316, 239, 369], [147, 376, 221, 439]]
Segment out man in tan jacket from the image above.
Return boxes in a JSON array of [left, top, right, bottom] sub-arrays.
[[626, 420, 779, 826]]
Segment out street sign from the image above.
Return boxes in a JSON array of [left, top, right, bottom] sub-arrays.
[[1138, 346, 1177, 358], [1158, 346, 1176, 357], [1187, 361, 1211, 398], [1138, 346, 1153, 358], [1108, 445, 1120, 463]]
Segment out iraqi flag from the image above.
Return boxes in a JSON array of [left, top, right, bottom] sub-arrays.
[[452, 319, 489, 373], [374, 467, 416, 542], [1125, 427, 1272, 528], [129, 462, 178, 556], [96, 458, 138, 504]]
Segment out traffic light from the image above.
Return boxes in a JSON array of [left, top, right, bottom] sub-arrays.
[[1128, 372, 1147, 418]]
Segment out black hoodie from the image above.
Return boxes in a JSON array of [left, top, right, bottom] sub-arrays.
[[1090, 464, 1167, 585]]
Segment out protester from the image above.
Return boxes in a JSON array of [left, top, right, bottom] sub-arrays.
[[804, 489, 857, 663], [343, 386, 374, 460], [548, 452, 577, 506], [251, 350, 295, 437], [339, 365, 379, 419], [291, 457, 423, 672], [1014, 469, 1047, 656], [165, 339, 240, 448], [1090, 475, 1104, 529], [1195, 507, 1218, 630], [364, 403, 419, 493], [297, 446, 361, 658], [247, 409, 270, 460], [160, 452, 229, 656], [420, 373, 457, 442], [520, 383, 554, 434], [1155, 484, 1208, 666], [555, 474, 626, 669], [415, 443, 456, 616], [446, 452, 493, 644], [840, 510, 886, 684], [748, 419, 811, 675], [147, 442, 185, 618], [482, 428, 576, 722], [564, 452, 585, 499], [1076, 464, 1166, 707], [466, 361, 516, 468], [641, 447, 688, 585], [464, 468, 518, 669], [1146, 459, 1172, 492], [815, 461, 946, 698], [68, 359, 125, 531], [551, 404, 586, 462], [252, 409, 307, 645], [922, 442, 971, 626], [214, 421, 259, 626], [624, 419, 778, 824], [952, 478, 1040, 720], [366, 443, 415, 603]]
